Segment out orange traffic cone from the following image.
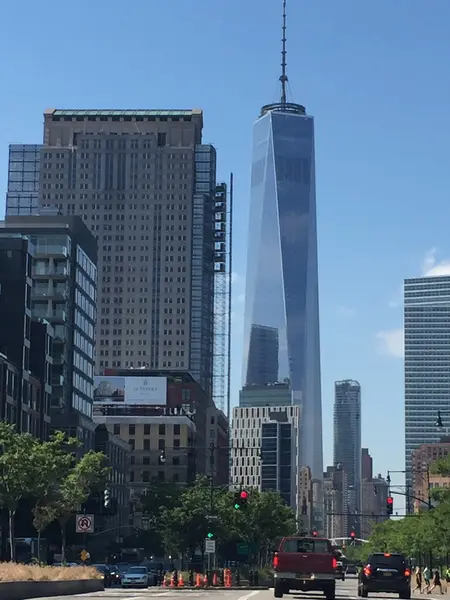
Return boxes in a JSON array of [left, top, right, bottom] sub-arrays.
[[225, 569, 231, 588], [162, 575, 167, 587], [195, 573, 202, 587], [178, 573, 184, 587], [203, 573, 208, 587], [213, 572, 218, 586], [170, 573, 176, 587]]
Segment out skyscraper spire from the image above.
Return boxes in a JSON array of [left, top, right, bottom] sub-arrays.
[[280, 0, 288, 105]]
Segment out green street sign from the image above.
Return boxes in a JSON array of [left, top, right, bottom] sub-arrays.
[[237, 542, 249, 555]]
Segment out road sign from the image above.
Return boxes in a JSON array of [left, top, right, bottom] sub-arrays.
[[205, 538, 216, 554], [76, 514, 94, 533], [80, 549, 90, 562], [206, 514, 218, 520], [237, 542, 249, 555]]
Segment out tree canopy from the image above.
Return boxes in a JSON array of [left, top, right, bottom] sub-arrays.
[[360, 455, 450, 564], [0, 424, 108, 561], [140, 475, 297, 563]]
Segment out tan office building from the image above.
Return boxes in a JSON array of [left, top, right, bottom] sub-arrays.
[[8, 109, 222, 399]]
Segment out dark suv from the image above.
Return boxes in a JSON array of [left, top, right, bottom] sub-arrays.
[[358, 553, 411, 599]]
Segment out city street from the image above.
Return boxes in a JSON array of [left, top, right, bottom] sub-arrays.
[[33, 576, 444, 600]]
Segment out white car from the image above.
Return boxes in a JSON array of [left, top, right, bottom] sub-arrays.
[[121, 566, 149, 588]]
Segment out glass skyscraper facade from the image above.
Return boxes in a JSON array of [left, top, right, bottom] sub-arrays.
[[333, 379, 361, 535], [404, 275, 450, 491], [6, 145, 41, 216], [242, 102, 323, 479]]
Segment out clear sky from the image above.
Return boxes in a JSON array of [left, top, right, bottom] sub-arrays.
[[2, 0, 450, 483]]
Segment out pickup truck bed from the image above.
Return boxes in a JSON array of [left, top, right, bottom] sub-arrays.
[[273, 536, 336, 599]]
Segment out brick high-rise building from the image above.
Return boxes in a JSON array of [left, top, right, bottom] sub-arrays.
[[362, 448, 373, 481]]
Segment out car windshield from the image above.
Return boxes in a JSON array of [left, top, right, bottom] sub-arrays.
[[369, 554, 406, 569], [128, 567, 147, 574], [283, 539, 331, 553]]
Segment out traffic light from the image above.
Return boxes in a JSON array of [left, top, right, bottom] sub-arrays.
[[159, 450, 166, 465], [386, 496, 394, 515], [350, 530, 356, 540], [312, 529, 318, 537], [234, 490, 249, 510], [207, 531, 214, 539], [104, 486, 111, 508]]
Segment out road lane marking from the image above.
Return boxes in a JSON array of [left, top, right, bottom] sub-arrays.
[[237, 591, 261, 600]]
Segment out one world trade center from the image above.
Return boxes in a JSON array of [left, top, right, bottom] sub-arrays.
[[242, 0, 323, 480]]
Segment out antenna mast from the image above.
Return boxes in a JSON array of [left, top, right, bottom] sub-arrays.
[[280, 0, 288, 105]]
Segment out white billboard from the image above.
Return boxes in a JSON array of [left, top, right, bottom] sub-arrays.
[[93, 376, 167, 405]]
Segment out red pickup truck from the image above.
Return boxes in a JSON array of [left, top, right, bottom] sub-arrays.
[[273, 536, 337, 599]]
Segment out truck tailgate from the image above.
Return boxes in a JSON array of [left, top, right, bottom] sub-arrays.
[[277, 553, 334, 574]]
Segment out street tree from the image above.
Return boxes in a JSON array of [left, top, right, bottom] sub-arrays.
[[160, 476, 218, 557], [31, 432, 77, 561], [52, 450, 109, 562], [140, 480, 182, 555], [32, 503, 59, 563], [0, 424, 42, 560]]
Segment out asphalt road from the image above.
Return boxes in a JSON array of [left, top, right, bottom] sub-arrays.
[[34, 575, 443, 600]]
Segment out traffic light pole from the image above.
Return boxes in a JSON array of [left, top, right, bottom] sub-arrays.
[[208, 443, 214, 577]]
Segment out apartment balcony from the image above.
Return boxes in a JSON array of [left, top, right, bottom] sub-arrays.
[[34, 246, 68, 259], [51, 374, 64, 387], [40, 309, 66, 322], [32, 266, 68, 279], [32, 287, 68, 301]]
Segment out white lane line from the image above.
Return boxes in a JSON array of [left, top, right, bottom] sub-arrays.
[[236, 590, 261, 600]]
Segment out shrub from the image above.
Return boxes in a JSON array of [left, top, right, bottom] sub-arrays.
[[0, 562, 101, 582]]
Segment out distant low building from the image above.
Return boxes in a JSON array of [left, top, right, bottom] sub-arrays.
[[411, 440, 450, 511]]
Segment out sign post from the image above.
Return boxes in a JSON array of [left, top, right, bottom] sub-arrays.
[[76, 514, 94, 534], [205, 538, 216, 576]]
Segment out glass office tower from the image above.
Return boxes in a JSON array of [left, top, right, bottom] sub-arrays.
[[404, 275, 450, 497], [242, 101, 323, 479]]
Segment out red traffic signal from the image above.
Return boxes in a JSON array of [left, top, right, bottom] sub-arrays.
[[240, 490, 248, 499], [350, 531, 356, 539], [312, 529, 318, 537], [386, 496, 394, 515]]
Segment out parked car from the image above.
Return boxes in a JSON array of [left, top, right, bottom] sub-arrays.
[[122, 566, 149, 588], [358, 553, 411, 599]]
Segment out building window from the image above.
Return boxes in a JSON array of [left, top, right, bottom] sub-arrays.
[[142, 471, 150, 482], [144, 439, 150, 451], [129, 424, 135, 436], [159, 424, 165, 435], [182, 389, 190, 401], [173, 424, 180, 436], [113, 424, 120, 435], [144, 424, 150, 435], [158, 439, 165, 450], [158, 471, 165, 481]]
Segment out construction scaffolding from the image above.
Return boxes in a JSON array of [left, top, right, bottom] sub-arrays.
[[212, 174, 233, 417]]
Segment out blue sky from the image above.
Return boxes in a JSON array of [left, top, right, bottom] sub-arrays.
[[2, 0, 450, 482]]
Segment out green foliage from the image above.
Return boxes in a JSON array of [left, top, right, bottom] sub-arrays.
[[365, 455, 450, 561], [144, 476, 297, 560], [0, 425, 108, 561], [139, 480, 182, 554]]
